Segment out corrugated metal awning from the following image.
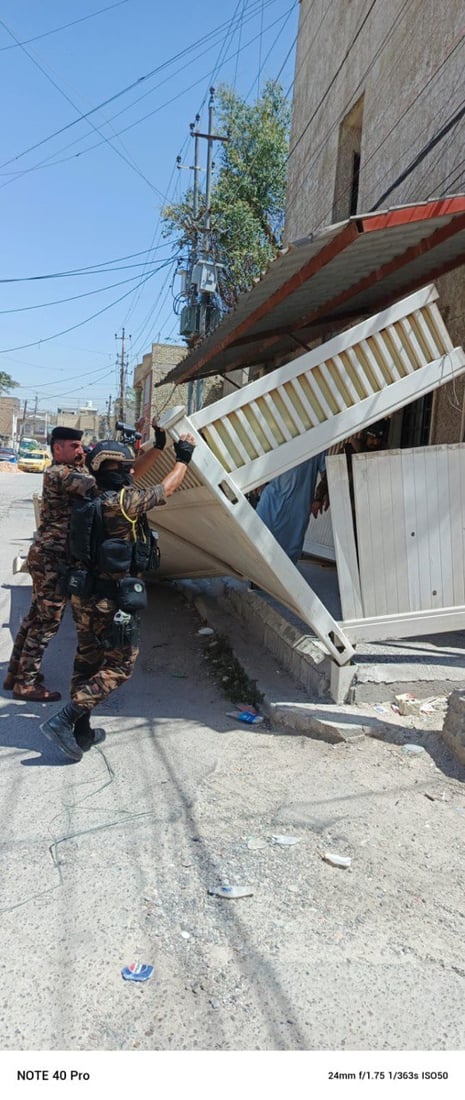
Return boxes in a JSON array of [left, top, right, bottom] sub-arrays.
[[158, 194, 465, 386]]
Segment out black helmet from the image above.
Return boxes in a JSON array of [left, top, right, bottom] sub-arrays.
[[87, 439, 133, 472]]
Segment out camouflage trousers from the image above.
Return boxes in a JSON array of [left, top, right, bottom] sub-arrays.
[[70, 595, 139, 712], [8, 543, 67, 687]]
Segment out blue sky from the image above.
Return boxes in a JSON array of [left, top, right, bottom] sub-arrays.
[[0, 0, 298, 415]]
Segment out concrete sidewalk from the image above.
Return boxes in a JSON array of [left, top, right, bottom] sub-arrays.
[[175, 562, 465, 765]]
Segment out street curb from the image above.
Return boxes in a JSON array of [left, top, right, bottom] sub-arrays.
[[173, 578, 377, 744]]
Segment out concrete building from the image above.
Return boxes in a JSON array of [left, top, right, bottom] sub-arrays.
[[133, 342, 222, 441], [55, 402, 99, 445], [286, 0, 465, 446], [18, 413, 54, 445], [0, 396, 21, 445]]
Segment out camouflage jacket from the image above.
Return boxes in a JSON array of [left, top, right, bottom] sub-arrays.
[[36, 463, 96, 559], [100, 484, 166, 541]]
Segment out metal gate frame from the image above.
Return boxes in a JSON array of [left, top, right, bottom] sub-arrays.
[[140, 284, 465, 669]]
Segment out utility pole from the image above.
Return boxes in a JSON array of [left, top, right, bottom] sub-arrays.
[[106, 394, 113, 436], [191, 113, 201, 240], [196, 89, 217, 410], [21, 399, 28, 439], [115, 329, 130, 421], [186, 114, 201, 416], [178, 89, 228, 413]]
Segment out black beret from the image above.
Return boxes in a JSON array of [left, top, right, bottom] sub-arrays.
[[50, 426, 83, 443]]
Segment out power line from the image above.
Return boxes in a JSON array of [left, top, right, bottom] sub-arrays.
[[0, 1, 130, 52], [283, 0, 323, 100], [5, 7, 296, 355], [0, 2, 289, 192], [287, 4, 464, 230], [0, 263, 173, 315], [356, 23, 465, 214], [130, 259, 180, 359], [287, 0, 378, 162], [233, 0, 246, 88], [0, 4, 297, 369], [0, 244, 171, 283], [258, 0, 265, 98], [371, 97, 465, 210], [26, 367, 117, 404], [15, 360, 122, 388], [123, 160, 182, 327], [0, 16, 166, 200], [406, 42, 465, 202], [285, 0, 412, 210], [0, 0, 280, 173], [205, 0, 247, 97], [244, 3, 296, 101], [0, 269, 160, 354]]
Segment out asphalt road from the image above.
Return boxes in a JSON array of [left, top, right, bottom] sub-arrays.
[[1, 472, 465, 1066]]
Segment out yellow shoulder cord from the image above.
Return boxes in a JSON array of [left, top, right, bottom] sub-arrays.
[[119, 488, 139, 543]]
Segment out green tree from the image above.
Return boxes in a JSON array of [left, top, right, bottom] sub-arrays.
[[0, 371, 19, 394], [162, 81, 290, 311]]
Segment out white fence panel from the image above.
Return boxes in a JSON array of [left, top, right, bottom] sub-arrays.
[[329, 444, 465, 643]]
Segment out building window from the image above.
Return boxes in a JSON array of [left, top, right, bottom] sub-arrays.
[[333, 95, 364, 222]]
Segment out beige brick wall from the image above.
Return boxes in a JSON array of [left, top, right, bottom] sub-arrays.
[[287, 0, 465, 443], [133, 342, 222, 439], [56, 408, 99, 444], [0, 396, 20, 442]]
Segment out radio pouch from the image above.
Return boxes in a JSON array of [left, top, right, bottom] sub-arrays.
[[115, 576, 147, 612]]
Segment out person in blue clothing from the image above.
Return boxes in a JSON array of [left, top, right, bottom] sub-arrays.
[[256, 451, 328, 565]]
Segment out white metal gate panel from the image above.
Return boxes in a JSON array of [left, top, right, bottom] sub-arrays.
[[185, 284, 465, 493], [328, 445, 465, 643], [137, 441, 355, 664], [137, 285, 465, 661]]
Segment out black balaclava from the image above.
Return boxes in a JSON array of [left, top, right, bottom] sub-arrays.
[[96, 466, 133, 492]]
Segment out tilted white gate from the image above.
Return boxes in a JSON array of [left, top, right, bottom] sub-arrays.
[[136, 284, 465, 666], [184, 285, 463, 489]]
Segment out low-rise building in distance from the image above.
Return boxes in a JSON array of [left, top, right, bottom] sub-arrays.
[[0, 396, 21, 446], [55, 401, 99, 445]]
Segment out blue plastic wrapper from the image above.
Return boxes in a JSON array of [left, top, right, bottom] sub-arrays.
[[238, 711, 263, 724], [121, 963, 154, 983]]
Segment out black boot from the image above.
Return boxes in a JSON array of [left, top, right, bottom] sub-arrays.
[[40, 702, 88, 762], [74, 712, 106, 752]]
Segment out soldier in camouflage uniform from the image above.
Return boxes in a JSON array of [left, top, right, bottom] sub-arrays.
[[40, 430, 196, 762], [5, 427, 96, 703]]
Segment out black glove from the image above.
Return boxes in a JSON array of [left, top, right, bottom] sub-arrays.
[[174, 439, 194, 465], [153, 425, 166, 451]]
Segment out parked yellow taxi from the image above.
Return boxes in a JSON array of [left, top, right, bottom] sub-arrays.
[[18, 449, 52, 473]]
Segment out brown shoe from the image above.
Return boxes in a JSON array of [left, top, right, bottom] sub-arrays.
[[13, 684, 62, 702]]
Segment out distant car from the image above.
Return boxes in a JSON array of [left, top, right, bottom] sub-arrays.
[[18, 449, 51, 473], [0, 447, 18, 464]]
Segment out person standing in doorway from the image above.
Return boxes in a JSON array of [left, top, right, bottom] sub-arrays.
[[256, 452, 327, 565]]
